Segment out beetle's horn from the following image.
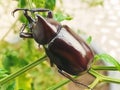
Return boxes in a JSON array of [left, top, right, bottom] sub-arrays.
[[12, 8, 50, 17], [12, 8, 29, 17]]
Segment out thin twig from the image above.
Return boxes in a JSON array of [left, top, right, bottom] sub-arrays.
[[92, 66, 118, 71], [0, 55, 47, 86]]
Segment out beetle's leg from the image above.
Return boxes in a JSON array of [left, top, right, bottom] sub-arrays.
[[23, 10, 36, 33], [58, 70, 91, 89], [19, 24, 33, 38], [12, 9, 35, 28], [23, 10, 35, 24]]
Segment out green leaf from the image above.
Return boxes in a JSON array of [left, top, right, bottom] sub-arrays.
[[94, 54, 120, 71], [18, 0, 27, 8], [16, 73, 32, 90], [19, 15, 28, 24], [2, 50, 19, 72], [0, 69, 9, 79], [6, 81, 15, 90], [54, 12, 72, 22], [45, 0, 56, 10], [86, 36, 92, 44], [32, 0, 46, 8]]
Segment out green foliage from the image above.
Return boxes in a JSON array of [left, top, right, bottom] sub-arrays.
[[94, 54, 120, 71], [2, 49, 20, 72], [6, 82, 15, 90], [32, 0, 46, 8], [54, 11, 72, 22], [16, 73, 32, 90], [86, 36, 92, 44], [0, 69, 9, 79], [18, 0, 27, 8], [17, 0, 70, 24], [45, 0, 56, 10]]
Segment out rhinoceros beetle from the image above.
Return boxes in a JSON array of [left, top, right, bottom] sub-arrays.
[[12, 8, 94, 89]]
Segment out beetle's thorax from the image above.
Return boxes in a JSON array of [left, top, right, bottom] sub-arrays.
[[32, 14, 61, 45]]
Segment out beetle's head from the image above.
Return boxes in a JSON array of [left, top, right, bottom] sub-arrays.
[[12, 8, 60, 45]]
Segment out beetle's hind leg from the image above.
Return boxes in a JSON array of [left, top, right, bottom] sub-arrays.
[[58, 69, 91, 89]]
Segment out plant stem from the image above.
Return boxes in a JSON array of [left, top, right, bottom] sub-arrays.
[[0, 55, 47, 86], [47, 76, 77, 90], [92, 66, 118, 71], [88, 68, 120, 89], [88, 69, 102, 78], [85, 78, 100, 90], [47, 78, 71, 90], [101, 74, 120, 84]]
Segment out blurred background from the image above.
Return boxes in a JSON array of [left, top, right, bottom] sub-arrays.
[[0, 0, 120, 90]]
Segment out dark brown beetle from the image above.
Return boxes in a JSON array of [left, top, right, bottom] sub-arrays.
[[12, 8, 94, 89]]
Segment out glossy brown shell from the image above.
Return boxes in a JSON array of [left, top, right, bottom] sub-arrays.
[[48, 25, 94, 75]]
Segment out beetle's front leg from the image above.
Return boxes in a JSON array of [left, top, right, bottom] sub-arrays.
[[58, 70, 90, 89], [23, 10, 35, 24], [19, 24, 33, 38]]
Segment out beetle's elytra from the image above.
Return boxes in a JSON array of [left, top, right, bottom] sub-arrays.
[[12, 8, 94, 88]]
